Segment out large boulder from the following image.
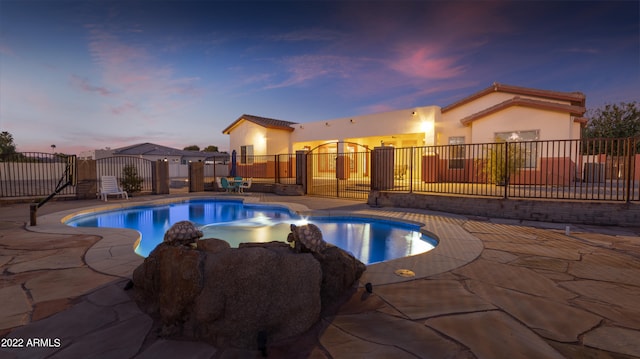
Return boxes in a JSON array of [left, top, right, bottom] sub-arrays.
[[132, 225, 366, 350], [132, 243, 204, 324], [313, 246, 367, 310], [190, 243, 322, 348], [133, 240, 324, 349]]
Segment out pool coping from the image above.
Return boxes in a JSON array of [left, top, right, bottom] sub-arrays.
[[31, 195, 483, 286]]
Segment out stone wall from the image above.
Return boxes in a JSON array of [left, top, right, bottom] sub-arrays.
[[369, 191, 640, 227], [76, 160, 97, 200], [274, 184, 303, 196]]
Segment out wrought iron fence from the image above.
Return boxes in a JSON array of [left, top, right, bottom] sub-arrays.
[[230, 154, 297, 184], [96, 156, 154, 193], [379, 137, 639, 202], [0, 152, 76, 198], [305, 150, 371, 200]]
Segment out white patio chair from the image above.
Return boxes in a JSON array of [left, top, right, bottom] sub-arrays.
[[215, 177, 225, 192], [99, 175, 128, 201], [238, 178, 252, 193]]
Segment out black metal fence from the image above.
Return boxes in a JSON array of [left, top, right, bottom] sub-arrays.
[[96, 156, 154, 193], [231, 154, 297, 185], [380, 137, 639, 202], [305, 151, 371, 199], [0, 152, 77, 198], [2, 137, 638, 202]]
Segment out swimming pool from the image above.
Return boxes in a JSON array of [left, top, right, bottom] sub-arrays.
[[66, 199, 436, 264]]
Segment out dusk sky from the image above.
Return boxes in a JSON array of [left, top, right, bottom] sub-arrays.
[[1, 1, 638, 155]]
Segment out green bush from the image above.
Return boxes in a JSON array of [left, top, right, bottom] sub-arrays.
[[120, 165, 143, 193], [482, 141, 526, 185]]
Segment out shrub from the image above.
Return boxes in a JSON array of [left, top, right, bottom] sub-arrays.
[[121, 164, 143, 193], [482, 141, 526, 185]]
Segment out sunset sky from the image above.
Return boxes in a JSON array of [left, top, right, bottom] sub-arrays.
[[1, 0, 638, 154]]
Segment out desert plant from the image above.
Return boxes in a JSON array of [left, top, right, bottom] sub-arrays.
[[482, 141, 526, 185], [120, 164, 143, 193]]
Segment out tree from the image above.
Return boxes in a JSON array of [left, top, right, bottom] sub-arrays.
[[184, 145, 200, 151], [202, 145, 219, 152], [0, 131, 17, 155], [583, 101, 640, 154], [583, 102, 640, 139]]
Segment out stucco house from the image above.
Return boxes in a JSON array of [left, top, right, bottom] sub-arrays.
[[223, 83, 586, 156], [222, 83, 592, 187], [80, 143, 229, 164]]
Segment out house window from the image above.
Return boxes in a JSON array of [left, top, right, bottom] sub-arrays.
[[240, 145, 254, 164], [495, 130, 539, 168], [448, 136, 465, 169]]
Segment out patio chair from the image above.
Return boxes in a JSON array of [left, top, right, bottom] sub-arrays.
[[99, 175, 128, 201], [215, 177, 225, 192], [220, 177, 233, 193], [233, 176, 243, 192], [238, 178, 252, 193]]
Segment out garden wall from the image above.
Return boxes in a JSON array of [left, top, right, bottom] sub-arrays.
[[369, 190, 640, 227]]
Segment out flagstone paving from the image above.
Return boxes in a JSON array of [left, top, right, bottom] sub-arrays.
[[1, 194, 640, 358]]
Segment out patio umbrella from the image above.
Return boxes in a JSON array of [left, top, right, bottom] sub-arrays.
[[230, 150, 237, 177]]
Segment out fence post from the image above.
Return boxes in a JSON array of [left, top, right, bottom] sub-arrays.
[[30, 203, 37, 226], [295, 150, 307, 192], [371, 146, 394, 190], [275, 155, 280, 184], [504, 142, 509, 199], [76, 159, 97, 200], [188, 162, 204, 192], [153, 160, 170, 195], [626, 138, 633, 203], [409, 147, 414, 193]]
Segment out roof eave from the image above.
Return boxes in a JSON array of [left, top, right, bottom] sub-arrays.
[[444, 82, 586, 113], [460, 97, 587, 126]]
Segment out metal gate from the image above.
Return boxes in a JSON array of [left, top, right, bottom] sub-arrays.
[[96, 156, 154, 193], [305, 142, 371, 199]]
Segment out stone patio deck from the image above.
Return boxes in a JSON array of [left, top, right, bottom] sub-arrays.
[[1, 193, 639, 358]]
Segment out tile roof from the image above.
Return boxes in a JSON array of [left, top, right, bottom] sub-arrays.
[[442, 82, 586, 113], [222, 114, 297, 134], [459, 96, 587, 126]]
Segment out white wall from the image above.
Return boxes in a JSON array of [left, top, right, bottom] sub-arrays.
[[229, 121, 268, 155], [443, 92, 574, 121], [291, 106, 440, 146], [266, 128, 293, 154], [469, 106, 573, 143]]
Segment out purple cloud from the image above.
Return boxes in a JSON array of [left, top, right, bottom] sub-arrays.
[[389, 46, 466, 80], [70, 75, 111, 96]]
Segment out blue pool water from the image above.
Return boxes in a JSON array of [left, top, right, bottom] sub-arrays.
[[66, 199, 436, 264]]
